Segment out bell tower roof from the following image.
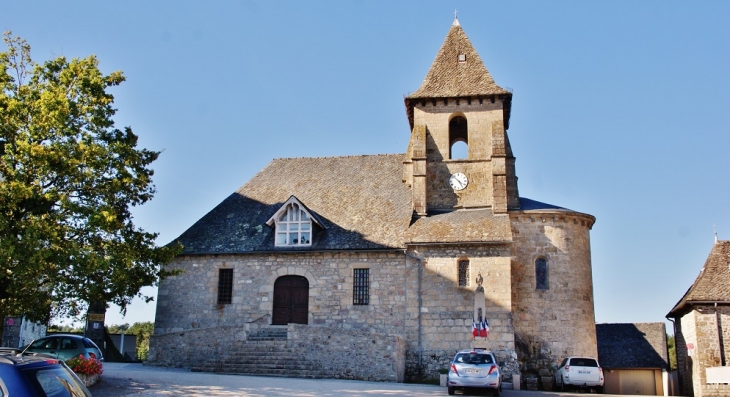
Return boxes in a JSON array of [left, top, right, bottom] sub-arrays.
[[405, 19, 512, 129]]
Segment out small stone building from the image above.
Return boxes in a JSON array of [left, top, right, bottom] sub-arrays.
[[1, 317, 45, 348], [667, 239, 730, 397], [596, 323, 669, 395], [149, 18, 599, 383]]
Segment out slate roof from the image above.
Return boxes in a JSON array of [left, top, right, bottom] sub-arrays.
[[405, 19, 512, 130], [667, 240, 730, 317], [173, 154, 413, 254], [518, 197, 570, 211], [407, 20, 510, 100], [405, 209, 512, 244], [596, 323, 668, 369]]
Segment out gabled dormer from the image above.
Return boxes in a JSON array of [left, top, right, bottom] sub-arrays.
[[403, 18, 519, 215], [266, 196, 324, 247]]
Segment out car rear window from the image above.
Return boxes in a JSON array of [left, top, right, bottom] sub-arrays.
[[569, 358, 598, 367], [25, 365, 91, 397], [81, 338, 96, 349], [454, 353, 494, 365]]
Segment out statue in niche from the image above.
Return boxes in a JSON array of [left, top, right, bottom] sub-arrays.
[[475, 272, 484, 292], [477, 308, 483, 323]]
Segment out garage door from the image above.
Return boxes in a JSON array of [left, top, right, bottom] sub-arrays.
[[619, 369, 657, 395]]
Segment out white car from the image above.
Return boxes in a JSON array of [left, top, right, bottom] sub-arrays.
[[554, 356, 604, 393]]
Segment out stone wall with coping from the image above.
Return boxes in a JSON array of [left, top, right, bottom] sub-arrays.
[[147, 325, 246, 367], [148, 324, 406, 382], [286, 323, 406, 382], [509, 211, 597, 373]]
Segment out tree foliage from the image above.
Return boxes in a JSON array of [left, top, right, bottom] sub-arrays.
[[667, 333, 676, 370], [0, 32, 181, 323], [107, 321, 153, 361]]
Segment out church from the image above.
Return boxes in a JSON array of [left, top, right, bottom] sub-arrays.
[[148, 19, 598, 384]]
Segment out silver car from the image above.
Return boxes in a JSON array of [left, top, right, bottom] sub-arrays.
[[447, 349, 501, 396], [24, 334, 103, 362]]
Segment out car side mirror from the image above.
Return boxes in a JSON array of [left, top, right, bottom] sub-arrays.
[[499, 361, 504, 367], [553, 365, 558, 370]]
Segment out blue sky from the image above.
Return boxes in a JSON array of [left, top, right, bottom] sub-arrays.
[[3, 1, 728, 332]]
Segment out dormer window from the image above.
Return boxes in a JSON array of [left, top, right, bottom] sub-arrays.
[[275, 203, 311, 246], [458, 54, 466, 63], [266, 196, 324, 248]]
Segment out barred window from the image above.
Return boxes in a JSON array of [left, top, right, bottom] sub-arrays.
[[458, 260, 470, 287], [353, 269, 369, 305], [535, 258, 548, 290], [217, 269, 233, 304]]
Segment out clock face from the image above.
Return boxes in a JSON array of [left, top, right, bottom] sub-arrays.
[[449, 172, 468, 191]]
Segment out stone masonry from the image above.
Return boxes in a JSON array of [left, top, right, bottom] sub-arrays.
[[675, 305, 730, 397]]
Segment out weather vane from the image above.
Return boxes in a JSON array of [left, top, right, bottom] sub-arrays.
[[454, 9, 458, 20]]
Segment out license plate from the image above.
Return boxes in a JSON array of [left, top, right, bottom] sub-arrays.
[[466, 369, 480, 374], [579, 370, 591, 374]]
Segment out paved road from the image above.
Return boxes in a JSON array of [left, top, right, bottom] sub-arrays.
[[89, 363, 631, 397]]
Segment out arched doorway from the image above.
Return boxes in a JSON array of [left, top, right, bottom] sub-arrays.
[[272, 275, 309, 325]]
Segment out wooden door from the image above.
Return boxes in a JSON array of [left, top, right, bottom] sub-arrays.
[[272, 276, 309, 325]]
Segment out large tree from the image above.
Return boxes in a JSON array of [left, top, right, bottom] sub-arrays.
[[0, 32, 180, 323]]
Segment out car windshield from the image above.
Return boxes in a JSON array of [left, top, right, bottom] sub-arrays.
[[570, 358, 598, 367], [24, 365, 92, 397], [454, 353, 493, 365]]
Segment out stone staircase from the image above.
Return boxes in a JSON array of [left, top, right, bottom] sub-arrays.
[[190, 327, 327, 378]]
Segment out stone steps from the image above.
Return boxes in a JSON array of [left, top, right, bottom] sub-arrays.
[[191, 328, 327, 379]]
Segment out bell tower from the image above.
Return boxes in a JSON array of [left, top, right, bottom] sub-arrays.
[[403, 18, 519, 216]]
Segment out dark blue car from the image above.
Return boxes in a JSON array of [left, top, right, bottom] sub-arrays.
[[0, 348, 93, 396]]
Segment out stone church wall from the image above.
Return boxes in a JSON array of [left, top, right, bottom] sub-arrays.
[[153, 246, 524, 381], [508, 211, 597, 374], [402, 244, 519, 381], [154, 251, 409, 336]]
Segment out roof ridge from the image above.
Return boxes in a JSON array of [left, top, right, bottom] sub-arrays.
[[271, 153, 406, 161]]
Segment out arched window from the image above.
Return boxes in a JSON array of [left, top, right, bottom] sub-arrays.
[[535, 257, 548, 290], [449, 115, 468, 159], [458, 259, 470, 287]]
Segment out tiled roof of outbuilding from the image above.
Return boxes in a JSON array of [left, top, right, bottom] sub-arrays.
[[596, 323, 668, 369], [407, 20, 510, 100], [667, 240, 730, 317], [405, 209, 512, 244], [172, 154, 413, 254]]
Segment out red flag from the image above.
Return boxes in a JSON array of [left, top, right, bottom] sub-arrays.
[[483, 319, 490, 338], [472, 319, 477, 337], [480, 319, 487, 337]]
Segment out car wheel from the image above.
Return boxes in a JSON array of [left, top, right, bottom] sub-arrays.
[[492, 388, 500, 396], [596, 385, 604, 394], [447, 386, 455, 395]]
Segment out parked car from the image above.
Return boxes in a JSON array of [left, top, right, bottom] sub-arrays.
[[447, 349, 502, 396], [0, 347, 94, 396], [554, 356, 604, 393], [23, 334, 103, 362]]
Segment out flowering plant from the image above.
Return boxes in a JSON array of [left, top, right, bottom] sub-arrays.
[[65, 355, 104, 376]]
